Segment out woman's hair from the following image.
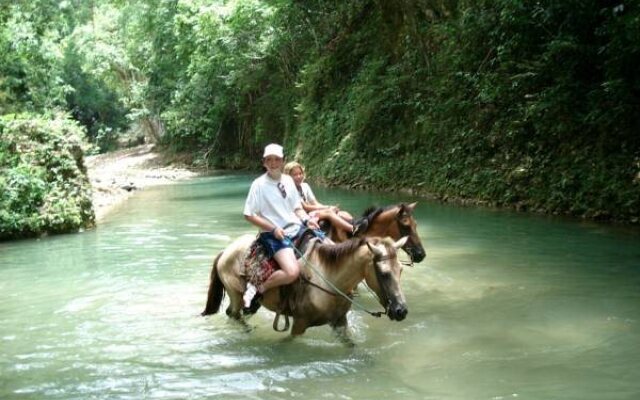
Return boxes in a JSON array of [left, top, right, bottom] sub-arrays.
[[283, 161, 304, 175]]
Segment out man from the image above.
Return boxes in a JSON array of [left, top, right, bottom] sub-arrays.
[[242, 143, 320, 309]]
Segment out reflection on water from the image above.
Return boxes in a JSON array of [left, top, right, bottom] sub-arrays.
[[1, 174, 639, 399]]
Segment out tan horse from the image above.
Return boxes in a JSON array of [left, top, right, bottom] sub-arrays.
[[202, 235, 409, 336], [329, 202, 426, 263]]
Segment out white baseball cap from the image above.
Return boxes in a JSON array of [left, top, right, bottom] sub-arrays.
[[263, 143, 284, 158]]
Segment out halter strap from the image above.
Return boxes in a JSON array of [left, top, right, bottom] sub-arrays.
[[396, 210, 413, 238], [395, 208, 418, 264], [373, 254, 394, 262]]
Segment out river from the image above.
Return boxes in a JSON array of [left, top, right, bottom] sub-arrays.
[[1, 174, 639, 399]]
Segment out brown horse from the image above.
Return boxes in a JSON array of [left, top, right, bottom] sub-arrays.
[[328, 202, 426, 263], [202, 235, 408, 336]]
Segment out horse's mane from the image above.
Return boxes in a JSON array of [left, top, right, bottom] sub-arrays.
[[355, 204, 400, 235], [315, 238, 368, 270], [361, 205, 391, 219]]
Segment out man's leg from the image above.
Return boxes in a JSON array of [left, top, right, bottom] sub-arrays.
[[244, 239, 302, 311], [260, 248, 300, 292]]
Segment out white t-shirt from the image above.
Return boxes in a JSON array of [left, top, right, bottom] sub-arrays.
[[243, 173, 303, 230], [298, 182, 316, 204]]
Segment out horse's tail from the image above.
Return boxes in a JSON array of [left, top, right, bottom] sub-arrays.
[[202, 252, 225, 316]]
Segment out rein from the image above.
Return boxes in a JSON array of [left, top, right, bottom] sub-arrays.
[[302, 254, 391, 297], [301, 275, 339, 297], [287, 238, 387, 318]]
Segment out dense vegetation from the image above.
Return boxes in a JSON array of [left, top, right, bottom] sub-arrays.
[[1, 1, 639, 239], [0, 114, 94, 239]]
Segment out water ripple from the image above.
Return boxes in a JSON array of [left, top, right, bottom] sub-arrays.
[[2, 176, 640, 400]]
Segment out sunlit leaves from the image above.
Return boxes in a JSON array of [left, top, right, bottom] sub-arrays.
[[0, 114, 94, 239]]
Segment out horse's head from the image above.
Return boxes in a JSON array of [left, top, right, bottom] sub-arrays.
[[364, 237, 408, 321], [360, 202, 426, 263], [395, 202, 426, 263]]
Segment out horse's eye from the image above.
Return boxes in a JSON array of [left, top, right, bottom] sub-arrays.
[[379, 271, 393, 281]]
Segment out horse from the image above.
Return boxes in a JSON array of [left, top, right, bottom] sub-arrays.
[[202, 235, 409, 336], [328, 202, 426, 263]]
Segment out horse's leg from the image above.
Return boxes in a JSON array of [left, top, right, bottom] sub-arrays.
[[290, 318, 308, 336], [330, 315, 355, 347], [222, 289, 256, 332], [225, 288, 244, 320]]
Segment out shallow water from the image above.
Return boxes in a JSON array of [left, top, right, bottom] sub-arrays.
[[1, 174, 639, 399]]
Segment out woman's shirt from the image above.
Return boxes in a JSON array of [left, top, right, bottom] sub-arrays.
[[297, 182, 316, 204]]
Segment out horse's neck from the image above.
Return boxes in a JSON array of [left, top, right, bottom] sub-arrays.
[[366, 209, 396, 238], [317, 249, 370, 293], [329, 226, 349, 243], [365, 224, 390, 238], [365, 221, 394, 241]]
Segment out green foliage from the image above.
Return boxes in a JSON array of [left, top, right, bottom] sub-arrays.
[[156, 0, 283, 163], [0, 114, 95, 240], [1, 1, 133, 151], [62, 41, 129, 152], [0, 0, 81, 113], [287, 1, 640, 223], [118, 0, 637, 223], [1, 0, 639, 225]]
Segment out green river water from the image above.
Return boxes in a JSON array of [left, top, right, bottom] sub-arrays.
[[1, 174, 639, 400]]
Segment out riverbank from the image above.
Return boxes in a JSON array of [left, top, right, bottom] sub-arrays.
[[85, 144, 199, 222]]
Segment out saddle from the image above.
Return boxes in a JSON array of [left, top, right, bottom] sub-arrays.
[[243, 228, 319, 290], [243, 229, 327, 331]]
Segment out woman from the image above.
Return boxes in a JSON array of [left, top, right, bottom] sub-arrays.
[[283, 161, 354, 236]]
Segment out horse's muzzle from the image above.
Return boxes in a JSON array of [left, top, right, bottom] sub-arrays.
[[412, 250, 426, 263], [405, 245, 426, 264], [387, 303, 408, 321]]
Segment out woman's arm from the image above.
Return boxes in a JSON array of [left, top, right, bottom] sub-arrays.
[[301, 182, 338, 212], [301, 200, 332, 212]]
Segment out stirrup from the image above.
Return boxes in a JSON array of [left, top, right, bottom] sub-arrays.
[[272, 310, 290, 332]]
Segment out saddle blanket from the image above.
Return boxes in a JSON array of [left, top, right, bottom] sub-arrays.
[[243, 228, 320, 287], [244, 240, 278, 287]]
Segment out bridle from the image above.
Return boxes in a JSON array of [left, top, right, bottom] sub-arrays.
[[369, 252, 395, 310], [395, 209, 418, 265], [298, 243, 397, 319]]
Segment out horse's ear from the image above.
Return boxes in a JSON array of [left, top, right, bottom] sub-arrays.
[[366, 240, 383, 257], [406, 202, 417, 212], [394, 236, 409, 249]]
